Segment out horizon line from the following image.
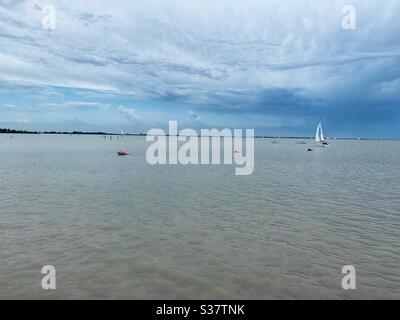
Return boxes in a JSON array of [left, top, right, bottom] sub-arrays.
[[1, 128, 398, 141]]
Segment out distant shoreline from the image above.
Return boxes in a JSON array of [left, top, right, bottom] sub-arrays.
[[0, 128, 146, 137], [1, 129, 398, 141]]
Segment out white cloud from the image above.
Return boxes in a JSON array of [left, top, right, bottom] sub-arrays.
[[41, 101, 111, 110], [65, 101, 110, 110], [2, 104, 15, 108], [376, 79, 400, 96], [17, 118, 30, 123], [187, 111, 200, 123], [117, 105, 140, 121]]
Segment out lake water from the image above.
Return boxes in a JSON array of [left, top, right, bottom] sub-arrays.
[[0, 134, 399, 299]]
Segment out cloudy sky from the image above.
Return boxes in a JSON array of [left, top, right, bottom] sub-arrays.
[[0, 0, 399, 138]]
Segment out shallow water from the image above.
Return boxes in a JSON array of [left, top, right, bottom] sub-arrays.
[[0, 134, 399, 299]]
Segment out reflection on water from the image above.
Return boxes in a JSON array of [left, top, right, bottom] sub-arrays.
[[0, 135, 399, 299]]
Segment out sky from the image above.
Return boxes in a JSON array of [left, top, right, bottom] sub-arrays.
[[0, 0, 399, 139]]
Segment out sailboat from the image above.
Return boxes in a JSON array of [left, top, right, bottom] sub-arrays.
[[315, 120, 329, 147]]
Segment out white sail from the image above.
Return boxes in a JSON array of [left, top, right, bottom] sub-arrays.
[[319, 123, 325, 141], [315, 120, 329, 146], [315, 122, 322, 143]]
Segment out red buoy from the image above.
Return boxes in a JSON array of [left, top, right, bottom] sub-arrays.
[[117, 151, 129, 156]]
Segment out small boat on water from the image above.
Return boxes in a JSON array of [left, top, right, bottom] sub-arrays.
[[117, 151, 129, 156], [315, 120, 329, 147]]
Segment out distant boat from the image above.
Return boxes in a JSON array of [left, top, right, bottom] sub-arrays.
[[117, 151, 129, 156], [315, 120, 329, 147], [296, 141, 307, 145]]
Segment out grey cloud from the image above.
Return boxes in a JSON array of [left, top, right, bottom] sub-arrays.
[[0, 0, 400, 116], [77, 12, 112, 26], [0, 0, 26, 8]]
